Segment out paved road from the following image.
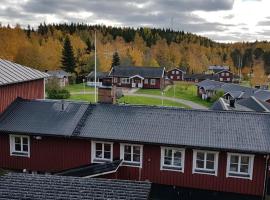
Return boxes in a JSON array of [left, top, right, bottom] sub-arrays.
[[124, 93, 208, 110], [70, 91, 208, 110]]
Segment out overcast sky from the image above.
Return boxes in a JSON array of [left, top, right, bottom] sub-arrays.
[[1, 0, 270, 42]]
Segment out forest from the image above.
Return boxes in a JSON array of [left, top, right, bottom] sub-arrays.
[[1, 23, 270, 80]]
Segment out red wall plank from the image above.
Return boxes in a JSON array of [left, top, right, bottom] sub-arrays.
[[0, 79, 44, 113]]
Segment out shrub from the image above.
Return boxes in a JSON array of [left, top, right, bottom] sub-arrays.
[[210, 90, 224, 102], [47, 89, 70, 99]]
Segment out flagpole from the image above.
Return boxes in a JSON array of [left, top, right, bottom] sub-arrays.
[[94, 31, 97, 103]]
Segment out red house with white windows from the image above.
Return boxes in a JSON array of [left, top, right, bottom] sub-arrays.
[[0, 59, 48, 113], [167, 68, 185, 81], [0, 98, 269, 199]]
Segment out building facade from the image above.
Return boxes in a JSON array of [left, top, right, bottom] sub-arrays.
[[167, 68, 185, 81]]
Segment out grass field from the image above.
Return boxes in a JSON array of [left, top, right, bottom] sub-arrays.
[[68, 94, 95, 102], [118, 96, 190, 108], [65, 83, 94, 93], [137, 82, 212, 107]]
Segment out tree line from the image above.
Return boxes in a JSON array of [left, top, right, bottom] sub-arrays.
[[1, 23, 270, 80]]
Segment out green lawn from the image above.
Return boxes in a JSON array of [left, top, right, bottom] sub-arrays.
[[68, 94, 95, 102], [136, 82, 212, 107], [65, 83, 94, 93], [117, 96, 190, 108]]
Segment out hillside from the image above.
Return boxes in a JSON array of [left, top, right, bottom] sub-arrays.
[[1, 23, 270, 78]]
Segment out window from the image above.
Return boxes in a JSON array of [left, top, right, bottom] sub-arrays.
[[120, 144, 143, 167], [177, 76, 180, 79], [226, 73, 230, 76], [176, 71, 179, 74], [220, 78, 223, 81], [161, 147, 185, 172], [221, 72, 225, 76], [172, 71, 175, 74], [10, 135, 30, 157], [192, 150, 218, 176], [227, 153, 254, 180], [150, 79, 156, 85], [113, 77, 118, 83], [121, 78, 130, 84], [170, 76, 173, 79], [227, 78, 230, 81], [144, 79, 148, 84], [91, 141, 113, 163]]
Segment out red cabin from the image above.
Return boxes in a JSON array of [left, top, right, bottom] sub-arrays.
[[0, 59, 48, 113], [167, 68, 185, 81], [0, 99, 269, 199]]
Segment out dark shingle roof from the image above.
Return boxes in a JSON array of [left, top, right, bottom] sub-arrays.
[[0, 98, 89, 136], [237, 96, 270, 112], [210, 98, 254, 112], [109, 66, 164, 78], [0, 59, 48, 86], [1, 99, 270, 154], [253, 90, 270, 101], [196, 79, 223, 90], [185, 74, 219, 81], [56, 160, 123, 177], [0, 173, 151, 200]]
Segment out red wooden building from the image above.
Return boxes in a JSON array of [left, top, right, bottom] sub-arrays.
[[0, 99, 269, 199], [108, 66, 165, 89], [167, 68, 185, 81], [0, 59, 48, 113]]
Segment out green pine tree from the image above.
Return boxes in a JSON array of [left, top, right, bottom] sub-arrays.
[[61, 36, 76, 73], [111, 52, 120, 68]]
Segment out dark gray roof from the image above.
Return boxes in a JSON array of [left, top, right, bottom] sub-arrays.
[[56, 160, 123, 177], [211, 98, 254, 112], [46, 70, 71, 78], [109, 66, 164, 78], [185, 74, 219, 81], [0, 98, 89, 136], [87, 71, 109, 79], [1, 99, 270, 154], [237, 96, 270, 112], [253, 90, 270, 101], [196, 79, 223, 90], [0, 59, 48, 86], [0, 173, 151, 200]]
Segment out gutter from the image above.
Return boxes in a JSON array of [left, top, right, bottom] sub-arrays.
[[263, 155, 270, 200]]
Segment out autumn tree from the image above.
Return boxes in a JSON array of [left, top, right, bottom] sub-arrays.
[[111, 52, 120, 68], [61, 36, 76, 74], [250, 64, 268, 87]]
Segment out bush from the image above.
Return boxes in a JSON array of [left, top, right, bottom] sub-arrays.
[[47, 89, 70, 99], [210, 90, 224, 102]]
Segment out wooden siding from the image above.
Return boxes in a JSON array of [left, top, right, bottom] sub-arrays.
[[167, 70, 184, 81], [113, 77, 163, 89], [0, 79, 45, 113], [217, 71, 233, 83], [0, 135, 266, 196]]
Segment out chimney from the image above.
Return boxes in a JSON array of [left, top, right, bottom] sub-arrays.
[[98, 86, 116, 104], [229, 99, 235, 108], [61, 99, 65, 111]]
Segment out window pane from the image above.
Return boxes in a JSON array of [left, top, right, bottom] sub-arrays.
[[164, 157, 172, 165], [206, 161, 214, 169], [95, 150, 102, 158], [124, 146, 131, 154], [231, 155, 239, 164], [241, 156, 249, 165], [165, 149, 172, 158], [230, 163, 238, 172], [133, 146, 140, 155], [196, 160, 204, 168], [96, 143, 102, 151], [22, 144, 28, 152], [206, 153, 214, 161], [22, 138, 28, 145], [173, 157, 182, 166], [104, 144, 111, 152], [133, 154, 140, 162], [124, 153, 131, 161], [104, 151, 111, 159], [15, 144, 21, 151], [197, 152, 204, 160], [240, 164, 249, 173], [174, 151, 182, 159], [15, 137, 21, 144]]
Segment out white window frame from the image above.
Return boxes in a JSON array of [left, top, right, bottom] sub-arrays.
[[176, 71, 179, 74], [121, 78, 130, 84], [91, 141, 113, 163], [9, 135, 30, 157], [144, 79, 148, 84], [120, 143, 143, 168], [192, 150, 219, 176], [226, 153, 254, 180], [226, 73, 230, 76], [160, 147, 185, 172], [177, 76, 180, 80], [172, 71, 175, 74], [221, 72, 225, 76], [220, 78, 223, 81], [150, 79, 156, 85], [227, 78, 230, 81]]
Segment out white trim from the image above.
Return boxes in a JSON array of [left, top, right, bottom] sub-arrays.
[[120, 143, 143, 168], [91, 141, 113, 163], [9, 135, 30, 157], [150, 79, 156, 85], [192, 150, 219, 176], [129, 75, 144, 80], [83, 160, 123, 178], [226, 153, 254, 180], [160, 147, 185, 173]]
